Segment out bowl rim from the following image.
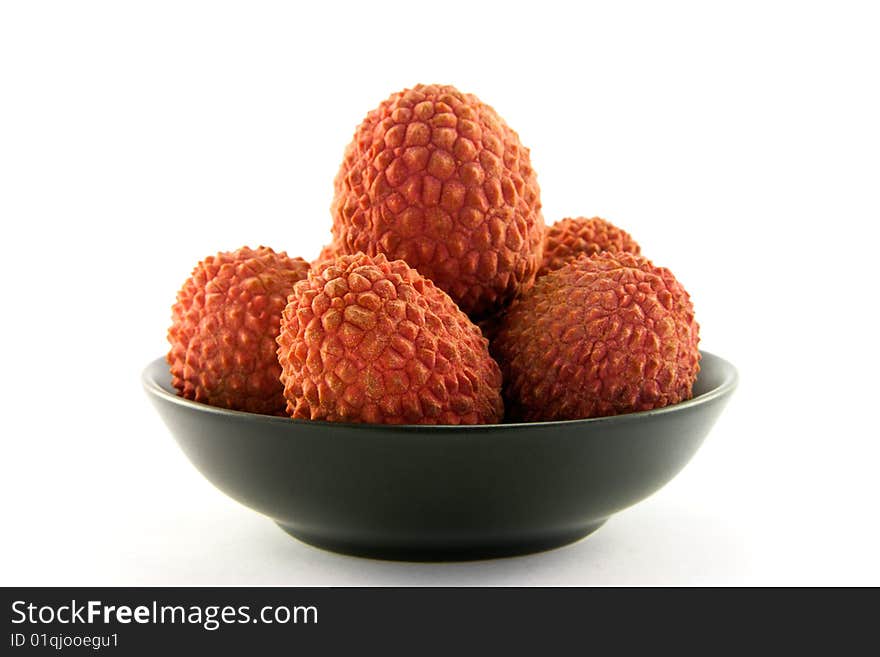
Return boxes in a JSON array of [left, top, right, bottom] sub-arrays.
[[143, 350, 738, 432]]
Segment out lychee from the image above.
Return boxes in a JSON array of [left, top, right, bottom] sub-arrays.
[[167, 246, 310, 415], [276, 252, 503, 424], [329, 84, 545, 319], [539, 216, 641, 278], [494, 252, 700, 421]]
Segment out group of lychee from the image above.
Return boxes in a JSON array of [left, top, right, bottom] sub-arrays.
[[167, 84, 700, 425]]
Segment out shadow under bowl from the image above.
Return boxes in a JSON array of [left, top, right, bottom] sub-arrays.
[[143, 351, 737, 561]]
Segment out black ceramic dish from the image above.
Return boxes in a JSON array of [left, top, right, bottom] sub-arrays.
[[143, 351, 737, 561]]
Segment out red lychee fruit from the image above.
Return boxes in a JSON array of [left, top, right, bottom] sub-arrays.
[[276, 252, 503, 424], [539, 216, 641, 278], [329, 84, 545, 319], [494, 252, 700, 421], [167, 246, 310, 415]]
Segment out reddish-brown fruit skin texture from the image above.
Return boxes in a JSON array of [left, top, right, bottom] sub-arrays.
[[330, 84, 545, 319], [167, 246, 310, 415], [539, 216, 641, 278], [276, 252, 503, 424], [495, 252, 700, 421]]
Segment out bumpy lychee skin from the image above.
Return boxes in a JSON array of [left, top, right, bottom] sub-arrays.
[[495, 252, 699, 421], [167, 246, 310, 415], [330, 84, 545, 319], [276, 252, 503, 424], [538, 216, 641, 278]]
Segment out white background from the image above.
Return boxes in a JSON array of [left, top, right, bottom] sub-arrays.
[[2, 1, 878, 585]]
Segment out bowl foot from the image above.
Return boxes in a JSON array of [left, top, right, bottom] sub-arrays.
[[275, 520, 607, 562]]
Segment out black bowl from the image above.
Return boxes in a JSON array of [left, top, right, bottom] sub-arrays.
[[143, 351, 737, 561]]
